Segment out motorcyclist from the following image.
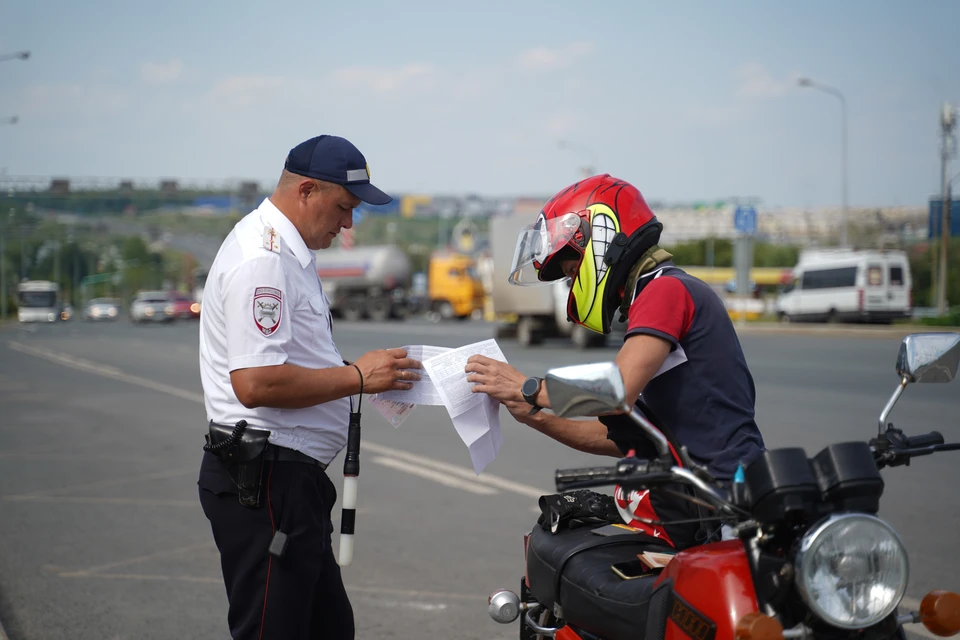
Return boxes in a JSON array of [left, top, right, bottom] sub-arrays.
[[466, 174, 766, 549]]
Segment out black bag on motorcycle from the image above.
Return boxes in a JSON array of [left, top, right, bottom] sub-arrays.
[[526, 522, 676, 639]]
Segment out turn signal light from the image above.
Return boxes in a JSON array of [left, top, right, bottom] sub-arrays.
[[921, 590, 960, 637], [736, 612, 784, 640]]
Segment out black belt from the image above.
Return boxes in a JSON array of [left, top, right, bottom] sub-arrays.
[[265, 443, 328, 470]]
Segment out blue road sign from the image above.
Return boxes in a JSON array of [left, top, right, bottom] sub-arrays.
[[734, 205, 757, 235]]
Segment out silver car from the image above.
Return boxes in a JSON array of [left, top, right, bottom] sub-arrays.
[[130, 291, 176, 324], [84, 298, 122, 321]]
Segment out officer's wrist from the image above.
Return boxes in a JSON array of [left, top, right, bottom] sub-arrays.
[[351, 364, 364, 395]]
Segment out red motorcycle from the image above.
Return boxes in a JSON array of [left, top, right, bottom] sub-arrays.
[[488, 332, 960, 640]]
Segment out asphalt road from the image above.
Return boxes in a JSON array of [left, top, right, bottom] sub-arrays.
[[1, 318, 958, 640]]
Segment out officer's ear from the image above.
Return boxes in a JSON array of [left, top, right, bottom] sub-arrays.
[[298, 179, 319, 200]]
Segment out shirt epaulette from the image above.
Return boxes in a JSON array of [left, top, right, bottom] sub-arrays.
[[262, 226, 282, 254]]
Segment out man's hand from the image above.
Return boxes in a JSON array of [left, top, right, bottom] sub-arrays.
[[354, 348, 422, 394], [465, 354, 526, 403]]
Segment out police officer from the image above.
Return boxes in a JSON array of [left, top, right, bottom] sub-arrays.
[[198, 134, 422, 640]]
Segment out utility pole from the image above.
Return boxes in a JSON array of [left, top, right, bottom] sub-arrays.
[[54, 237, 60, 290], [938, 104, 956, 316], [1, 220, 5, 321]]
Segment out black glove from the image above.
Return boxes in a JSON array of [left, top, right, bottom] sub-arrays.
[[538, 490, 620, 533]]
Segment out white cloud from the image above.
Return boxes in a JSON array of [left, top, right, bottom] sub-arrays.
[[518, 41, 595, 72], [140, 59, 183, 85], [206, 75, 288, 108], [736, 63, 796, 98], [332, 63, 437, 95], [18, 84, 132, 115]]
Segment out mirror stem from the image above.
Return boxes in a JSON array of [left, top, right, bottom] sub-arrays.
[[621, 401, 672, 459], [878, 376, 909, 435]]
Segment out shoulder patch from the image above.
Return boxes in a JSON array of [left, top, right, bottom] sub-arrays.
[[253, 287, 283, 336], [263, 227, 281, 253]]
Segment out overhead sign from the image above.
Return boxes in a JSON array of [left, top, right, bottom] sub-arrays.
[[928, 199, 960, 238], [734, 205, 758, 235]]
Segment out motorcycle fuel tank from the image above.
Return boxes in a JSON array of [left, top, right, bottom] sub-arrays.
[[654, 540, 758, 640]]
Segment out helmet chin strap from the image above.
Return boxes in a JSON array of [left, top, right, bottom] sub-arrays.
[[616, 245, 674, 322]]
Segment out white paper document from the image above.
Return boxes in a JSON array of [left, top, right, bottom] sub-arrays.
[[422, 339, 507, 417], [368, 396, 416, 428], [371, 339, 508, 474], [376, 345, 451, 407]]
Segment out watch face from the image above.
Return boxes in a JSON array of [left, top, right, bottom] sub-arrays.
[[522, 377, 540, 398]]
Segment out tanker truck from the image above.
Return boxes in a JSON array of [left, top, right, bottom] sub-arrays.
[[314, 245, 412, 321]]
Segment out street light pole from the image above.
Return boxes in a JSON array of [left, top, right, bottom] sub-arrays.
[[0, 218, 5, 321], [798, 77, 849, 248], [938, 106, 958, 316]]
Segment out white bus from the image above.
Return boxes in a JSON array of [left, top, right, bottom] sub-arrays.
[[775, 249, 912, 324], [17, 280, 64, 323]]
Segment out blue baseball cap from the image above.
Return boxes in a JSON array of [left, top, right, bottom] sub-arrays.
[[284, 135, 392, 205]]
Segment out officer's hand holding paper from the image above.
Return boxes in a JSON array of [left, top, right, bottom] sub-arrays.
[[370, 339, 507, 474]]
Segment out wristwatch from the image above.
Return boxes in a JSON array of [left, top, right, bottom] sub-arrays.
[[521, 376, 544, 415]]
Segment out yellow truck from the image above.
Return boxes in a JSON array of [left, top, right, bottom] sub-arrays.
[[428, 252, 485, 320]]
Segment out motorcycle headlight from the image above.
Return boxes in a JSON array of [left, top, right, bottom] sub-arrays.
[[796, 513, 908, 630]]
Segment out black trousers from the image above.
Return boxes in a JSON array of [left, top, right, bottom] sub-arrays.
[[198, 451, 354, 640]]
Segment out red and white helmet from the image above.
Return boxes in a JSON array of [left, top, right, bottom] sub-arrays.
[[508, 175, 661, 334]]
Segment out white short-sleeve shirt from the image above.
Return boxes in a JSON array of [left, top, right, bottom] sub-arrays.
[[199, 198, 350, 464]]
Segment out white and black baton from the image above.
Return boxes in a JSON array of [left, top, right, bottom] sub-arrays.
[[339, 364, 363, 566]]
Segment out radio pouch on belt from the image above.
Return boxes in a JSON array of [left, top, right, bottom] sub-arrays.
[[204, 420, 270, 508]]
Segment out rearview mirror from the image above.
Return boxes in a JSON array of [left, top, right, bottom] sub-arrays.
[[896, 333, 960, 384], [545, 362, 625, 418]]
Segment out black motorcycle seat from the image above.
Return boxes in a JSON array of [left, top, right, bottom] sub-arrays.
[[526, 524, 675, 639]]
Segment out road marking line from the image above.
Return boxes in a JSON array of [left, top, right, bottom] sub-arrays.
[[370, 456, 498, 495], [8, 340, 551, 500], [2, 496, 200, 507], [364, 442, 548, 499], [56, 571, 220, 584], [8, 341, 205, 403], [56, 543, 212, 577], [53, 570, 484, 602], [3, 468, 194, 499]]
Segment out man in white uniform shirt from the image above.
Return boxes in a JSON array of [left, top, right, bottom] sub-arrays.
[[198, 135, 421, 640]]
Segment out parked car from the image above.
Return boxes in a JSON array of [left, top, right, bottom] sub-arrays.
[[84, 298, 122, 321], [171, 294, 201, 319], [130, 291, 176, 324]]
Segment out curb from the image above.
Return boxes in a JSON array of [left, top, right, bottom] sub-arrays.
[[733, 323, 960, 340]]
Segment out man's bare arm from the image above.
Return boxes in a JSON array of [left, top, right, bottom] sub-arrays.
[[501, 398, 621, 457], [230, 348, 421, 409]]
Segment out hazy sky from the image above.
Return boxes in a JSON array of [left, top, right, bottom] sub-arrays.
[[1, 1, 958, 207]]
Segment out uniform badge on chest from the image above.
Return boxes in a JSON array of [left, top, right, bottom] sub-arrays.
[[253, 286, 283, 336]]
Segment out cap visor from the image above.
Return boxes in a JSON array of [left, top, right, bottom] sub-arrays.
[[345, 182, 392, 206]]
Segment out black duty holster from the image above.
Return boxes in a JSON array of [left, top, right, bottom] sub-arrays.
[[204, 420, 270, 508]]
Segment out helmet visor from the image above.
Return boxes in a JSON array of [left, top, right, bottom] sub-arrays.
[[508, 212, 588, 286]]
